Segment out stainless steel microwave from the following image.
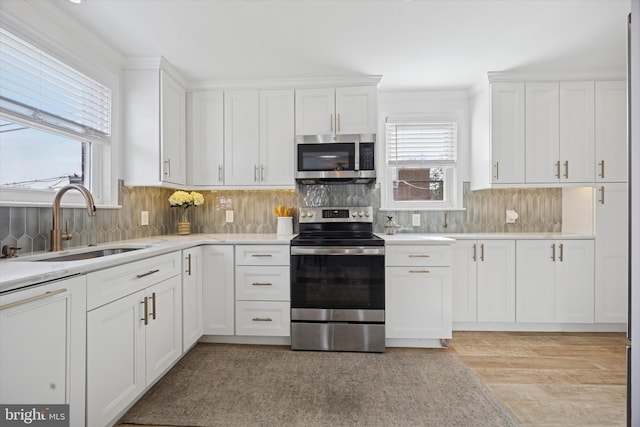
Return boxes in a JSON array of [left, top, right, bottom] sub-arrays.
[[295, 134, 376, 184]]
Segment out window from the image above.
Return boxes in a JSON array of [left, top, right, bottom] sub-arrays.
[[0, 26, 111, 203], [382, 116, 458, 210]]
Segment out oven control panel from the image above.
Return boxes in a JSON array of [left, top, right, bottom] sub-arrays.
[[298, 206, 373, 223]]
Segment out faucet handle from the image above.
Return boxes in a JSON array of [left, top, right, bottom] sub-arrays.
[[1, 245, 21, 258], [62, 220, 73, 241]]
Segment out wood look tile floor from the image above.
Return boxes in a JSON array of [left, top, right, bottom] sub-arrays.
[[449, 331, 629, 427]]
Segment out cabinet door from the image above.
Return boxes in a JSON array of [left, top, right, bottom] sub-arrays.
[[202, 245, 235, 335], [560, 81, 595, 183], [555, 240, 594, 323], [259, 90, 295, 185], [385, 267, 452, 339], [0, 276, 86, 427], [490, 82, 525, 184], [451, 240, 478, 322], [526, 82, 560, 183], [335, 86, 377, 134], [161, 70, 186, 185], [145, 275, 182, 385], [476, 240, 516, 322], [595, 183, 628, 322], [224, 90, 260, 185], [236, 265, 290, 301], [295, 88, 335, 135], [87, 290, 146, 427], [188, 90, 224, 185], [595, 81, 627, 182], [183, 247, 203, 350], [516, 240, 556, 322]]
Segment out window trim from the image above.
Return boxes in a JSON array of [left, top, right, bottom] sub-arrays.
[[0, 21, 118, 208], [380, 112, 464, 211]]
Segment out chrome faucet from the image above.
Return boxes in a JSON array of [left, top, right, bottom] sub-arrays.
[[50, 184, 96, 251]]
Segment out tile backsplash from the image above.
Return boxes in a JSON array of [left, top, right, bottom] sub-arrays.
[[0, 183, 560, 255]]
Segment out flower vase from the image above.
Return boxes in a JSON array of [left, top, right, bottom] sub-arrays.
[[177, 210, 191, 235]]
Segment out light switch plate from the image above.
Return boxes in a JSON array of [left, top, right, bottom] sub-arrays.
[[225, 210, 234, 223], [412, 214, 421, 226], [141, 211, 149, 226]]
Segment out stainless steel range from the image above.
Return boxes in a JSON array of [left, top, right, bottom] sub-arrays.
[[290, 206, 385, 352]]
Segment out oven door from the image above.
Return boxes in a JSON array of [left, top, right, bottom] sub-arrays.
[[290, 246, 385, 312]]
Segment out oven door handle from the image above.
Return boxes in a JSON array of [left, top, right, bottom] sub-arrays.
[[291, 246, 384, 256]]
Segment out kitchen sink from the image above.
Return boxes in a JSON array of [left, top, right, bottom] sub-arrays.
[[34, 247, 145, 262]]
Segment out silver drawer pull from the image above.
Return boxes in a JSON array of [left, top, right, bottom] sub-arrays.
[[0, 288, 67, 311], [252, 317, 273, 322], [251, 254, 272, 258], [252, 282, 272, 286], [136, 269, 160, 279], [409, 270, 430, 274], [409, 255, 430, 258]]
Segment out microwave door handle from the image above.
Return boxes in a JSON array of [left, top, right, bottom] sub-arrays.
[[354, 142, 360, 171]]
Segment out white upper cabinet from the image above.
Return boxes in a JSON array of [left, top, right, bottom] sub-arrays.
[[188, 90, 224, 186], [123, 63, 186, 186], [559, 81, 595, 183], [224, 89, 294, 186], [525, 82, 560, 183], [295, 86, 377, 135], [490, 82, 525, 184], [595, 80, 627, 182]]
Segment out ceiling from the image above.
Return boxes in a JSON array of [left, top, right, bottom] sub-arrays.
[[52, 0, 630, 90]]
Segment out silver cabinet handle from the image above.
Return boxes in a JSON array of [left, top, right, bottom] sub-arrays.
[[494, 162, 499, 180], [254, 165, 259, 182], [598, 160, 605, 178], [337, 113, 341, 132], [555, 160, 561, 179], [408, 254, 430, 258], [330, 113, 333, 132], [599, 186, 605, 205], [164, 158, 171, 177], [260, 164, 265, 182], [551, 243, 556, 262], [252, 282, 272, 286], [218, 165, 223, 182], [480, 243, 485, 262], [0, 288, 67, 311], [141, 297, 149, 325], [137, 269, 160, 279], [472, 243, 477, 262], [149, 292, 156, 320], [409, 270, 430, 273], [251, 254, 272, 258], [252, 317, 272, 322], [558, 243, 564, 262], [564, 161, 569, 179], [186, 253, 192, 276]]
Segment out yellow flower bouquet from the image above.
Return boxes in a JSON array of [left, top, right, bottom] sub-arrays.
[[169, 191, 204, 234]]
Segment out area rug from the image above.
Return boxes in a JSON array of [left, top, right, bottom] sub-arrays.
[[119, 343, 518, 427]]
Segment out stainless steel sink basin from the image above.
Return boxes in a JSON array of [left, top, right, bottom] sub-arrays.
[[34, 247, 144, 262]]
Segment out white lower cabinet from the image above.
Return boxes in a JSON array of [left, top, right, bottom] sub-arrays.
[[86, 252, 182, 427], [202, 245, 235, 335], [385, 245, 452, 340], [234, 245, 290, 336], [453, 240, 516, 323], [183, 247, 203, 350], [0, 276, 86, 427], [516, 240, 594, 323]]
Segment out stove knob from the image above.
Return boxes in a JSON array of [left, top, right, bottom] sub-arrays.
[[351, 212, 357, 218], [358, 211, 364, 217], [364, 211, 370, 217], [307, 212, 313, 218]]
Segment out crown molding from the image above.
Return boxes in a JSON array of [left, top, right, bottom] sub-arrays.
[[189, 75, 383, 91], [487, 69, 626, 83]]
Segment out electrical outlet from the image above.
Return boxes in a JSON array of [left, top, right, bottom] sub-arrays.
[[225, 210, 234, 223], [412, 214, 421, 227], [141, 211, 149, 226]]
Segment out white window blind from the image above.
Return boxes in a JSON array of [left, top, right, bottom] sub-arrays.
[[386, 118, 457, 166], [0, 27, 111, 142]]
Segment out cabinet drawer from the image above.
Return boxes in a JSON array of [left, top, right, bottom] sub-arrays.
[[235, 301, 290, 336], [385, 245, 452, 267], [236, 266, 290, 301], [87, 252, 181, 310], [235, 245, 289, 266]]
